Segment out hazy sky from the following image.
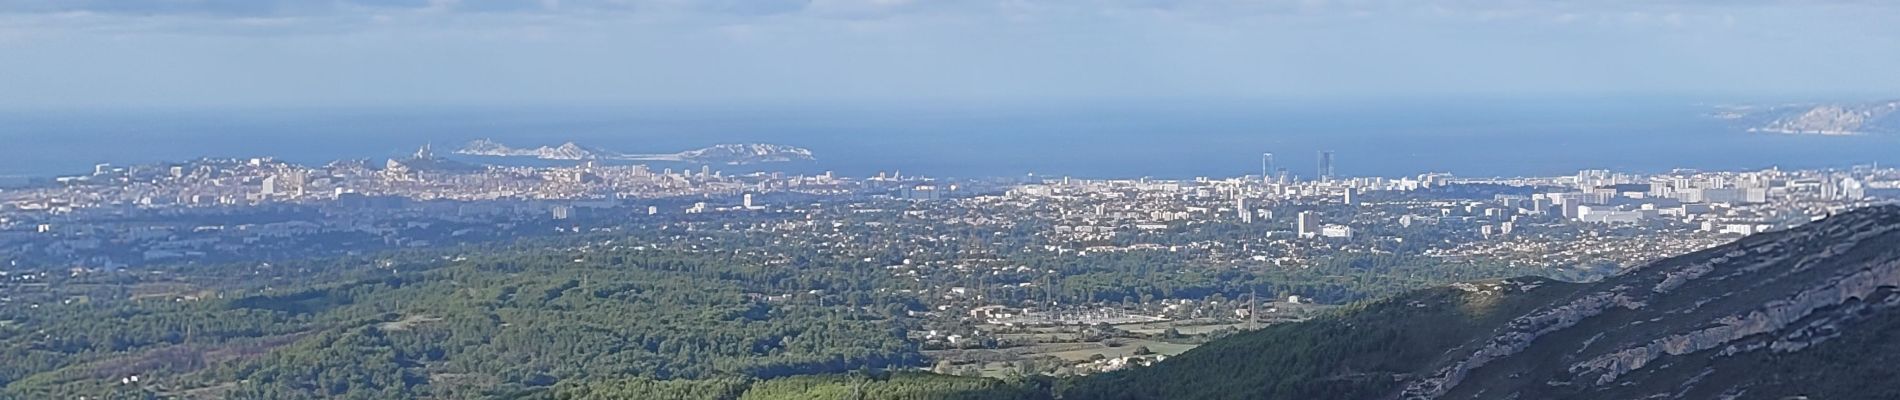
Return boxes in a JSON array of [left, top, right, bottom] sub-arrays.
[[2, 0, 1897, 108]]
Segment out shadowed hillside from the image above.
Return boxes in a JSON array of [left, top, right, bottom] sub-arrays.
[[1065, 205, 1900, 400]]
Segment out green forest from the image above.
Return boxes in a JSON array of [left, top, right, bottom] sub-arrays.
[[0, 225, 1550, 399]]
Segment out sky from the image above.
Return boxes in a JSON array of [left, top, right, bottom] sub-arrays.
[[1, 0, 1898, 108]]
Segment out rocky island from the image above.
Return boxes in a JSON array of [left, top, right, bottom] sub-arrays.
[[1745, 100, 1900, 135]]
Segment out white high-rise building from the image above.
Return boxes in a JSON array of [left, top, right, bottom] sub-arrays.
[[1297, 211, 1319, 238], [1261, 153, 1274, 185], [279, 170, 307, 196], [1317, 151, 1336, 181], [1236, 198, 1253, 223], [1843, 178, 1867, 200]]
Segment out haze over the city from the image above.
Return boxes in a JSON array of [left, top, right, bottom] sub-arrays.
[[13, 2, 1900, 400], [4, 0, 1900, 108]]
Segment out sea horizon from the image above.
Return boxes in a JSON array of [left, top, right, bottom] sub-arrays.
[[4, 97, 1896, 180]]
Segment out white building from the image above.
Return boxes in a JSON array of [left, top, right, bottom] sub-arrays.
[[1320, 224, 1353, 239], [1236, 198, 1253, 223], [1297, 211, 1319, 238], [1576, 205, 1649, 224]]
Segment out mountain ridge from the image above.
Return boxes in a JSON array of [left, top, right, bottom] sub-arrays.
[[1065, 205, 1900, 400]]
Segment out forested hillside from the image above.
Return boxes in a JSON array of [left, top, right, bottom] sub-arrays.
[[0, 212, 1617, 399]]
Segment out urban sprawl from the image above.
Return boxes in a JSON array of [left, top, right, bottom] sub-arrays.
[[3, 147, 1896, 375]]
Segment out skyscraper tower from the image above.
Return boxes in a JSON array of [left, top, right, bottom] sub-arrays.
[[1261, 153, 1275, 184], [1317, 150, 1336, 181]]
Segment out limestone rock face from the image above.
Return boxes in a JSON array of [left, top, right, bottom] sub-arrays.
[[1402, 206, 1900, 399], [1067, 206, 1900, 400]]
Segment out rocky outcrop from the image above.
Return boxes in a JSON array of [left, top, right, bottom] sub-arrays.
[[1066, 206, 1900, 400], [1399, 205, 1900, 400], [1400, 290, 1642, 399], [1573, 259, 1900, 385], [671, 143, 817, 164], [458, 139, 601, 160], [1751, 100, 1900, 136]]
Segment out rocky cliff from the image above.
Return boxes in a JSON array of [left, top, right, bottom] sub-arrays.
[[1068, 205, 1900, 400], [1413, 205, 1900, 399]]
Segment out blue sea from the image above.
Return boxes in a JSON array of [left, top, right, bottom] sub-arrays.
[[3, 97, 1896, 179]]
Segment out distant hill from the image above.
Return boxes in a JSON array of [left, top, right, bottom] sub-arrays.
[[1062, 205, 1900, 399], [671, 143, 818, 165], [1730, 100, 1900, 135], [456, 139, 815, 165], [387, 143, 481, 172], [457, 139, 603, 160]]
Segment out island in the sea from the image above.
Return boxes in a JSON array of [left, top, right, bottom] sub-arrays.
[[1735, 99, 1900, 136], [455, 139, 816, 165]]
